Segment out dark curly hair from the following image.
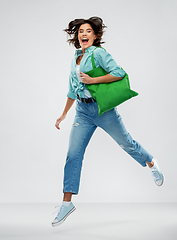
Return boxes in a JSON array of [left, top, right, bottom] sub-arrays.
[[63, 16, 107, 49]]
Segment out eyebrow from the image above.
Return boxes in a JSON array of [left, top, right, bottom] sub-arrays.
[[79, 28, 92, 31]]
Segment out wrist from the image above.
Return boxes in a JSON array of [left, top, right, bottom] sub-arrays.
[[91, 77, 97, 84]]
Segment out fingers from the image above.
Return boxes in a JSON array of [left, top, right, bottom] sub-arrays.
[[80, 72, 86, 78], [80, 72, 86, 83], [55, 122, 60, 130], [55, 114, 66, 130], [80, 72, 91, 84], [80, 72, 84, 79], [55, 118, 61, 130]]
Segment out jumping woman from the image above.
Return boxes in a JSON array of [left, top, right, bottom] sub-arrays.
[[52, 16, 164, 227]]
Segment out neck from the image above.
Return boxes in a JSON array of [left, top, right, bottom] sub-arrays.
[[82, 48, 85, 55]]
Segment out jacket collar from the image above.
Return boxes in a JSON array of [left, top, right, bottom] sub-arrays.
[[75, 46, 96, 56]]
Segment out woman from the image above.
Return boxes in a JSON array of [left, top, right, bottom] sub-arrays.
[[52, 17, 164, 227]]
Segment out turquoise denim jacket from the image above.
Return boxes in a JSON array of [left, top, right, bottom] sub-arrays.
[[67, 45, 126, 99]]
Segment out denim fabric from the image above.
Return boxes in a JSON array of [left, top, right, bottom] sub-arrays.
[[63, 101, 153, 194], [67, 46, 126, 99]]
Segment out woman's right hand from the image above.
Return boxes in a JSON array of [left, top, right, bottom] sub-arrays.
[[55, 114, 66, 130], [55, 97, 75, 130]]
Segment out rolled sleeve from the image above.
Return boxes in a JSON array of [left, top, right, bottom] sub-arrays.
[[95, 48, 126, 77], [67, 90, 77, 99], [67, 73, 77, 100]]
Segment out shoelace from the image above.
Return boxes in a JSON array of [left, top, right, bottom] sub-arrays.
[[52, 205, 64, 216], [151, 169, 161, 181]]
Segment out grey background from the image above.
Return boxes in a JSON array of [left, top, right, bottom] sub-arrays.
[[0, 0, 176, 203]]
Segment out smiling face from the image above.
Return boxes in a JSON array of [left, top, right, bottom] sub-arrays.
[[78, 23, 97, 51]]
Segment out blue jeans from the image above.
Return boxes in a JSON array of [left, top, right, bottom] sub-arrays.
[[63, 100, 153, 194]]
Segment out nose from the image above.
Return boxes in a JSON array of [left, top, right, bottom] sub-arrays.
[[82, 30, 87, 36]]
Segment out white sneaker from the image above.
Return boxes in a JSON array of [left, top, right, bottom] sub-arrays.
[[52, 202, 76, 227], [150, 159, 164, 186]]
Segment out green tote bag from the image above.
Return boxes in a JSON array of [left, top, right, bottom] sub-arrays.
[[85, 47, 138, 116]]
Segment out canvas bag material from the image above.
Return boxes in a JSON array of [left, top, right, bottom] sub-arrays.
[[85, 47, 139, 116]]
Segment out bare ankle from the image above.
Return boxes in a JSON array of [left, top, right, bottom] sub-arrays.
[[146, 160, 154, 168], [63, 192, 72, 202]]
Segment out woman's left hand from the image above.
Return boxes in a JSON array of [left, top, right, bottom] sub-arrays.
[[80, 72, 94, 84]]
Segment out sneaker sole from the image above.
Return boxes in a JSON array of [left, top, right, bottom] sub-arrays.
[[152, 159, 164, 186], [52, 206, 76, 227], [155, 174, 164, 186]]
